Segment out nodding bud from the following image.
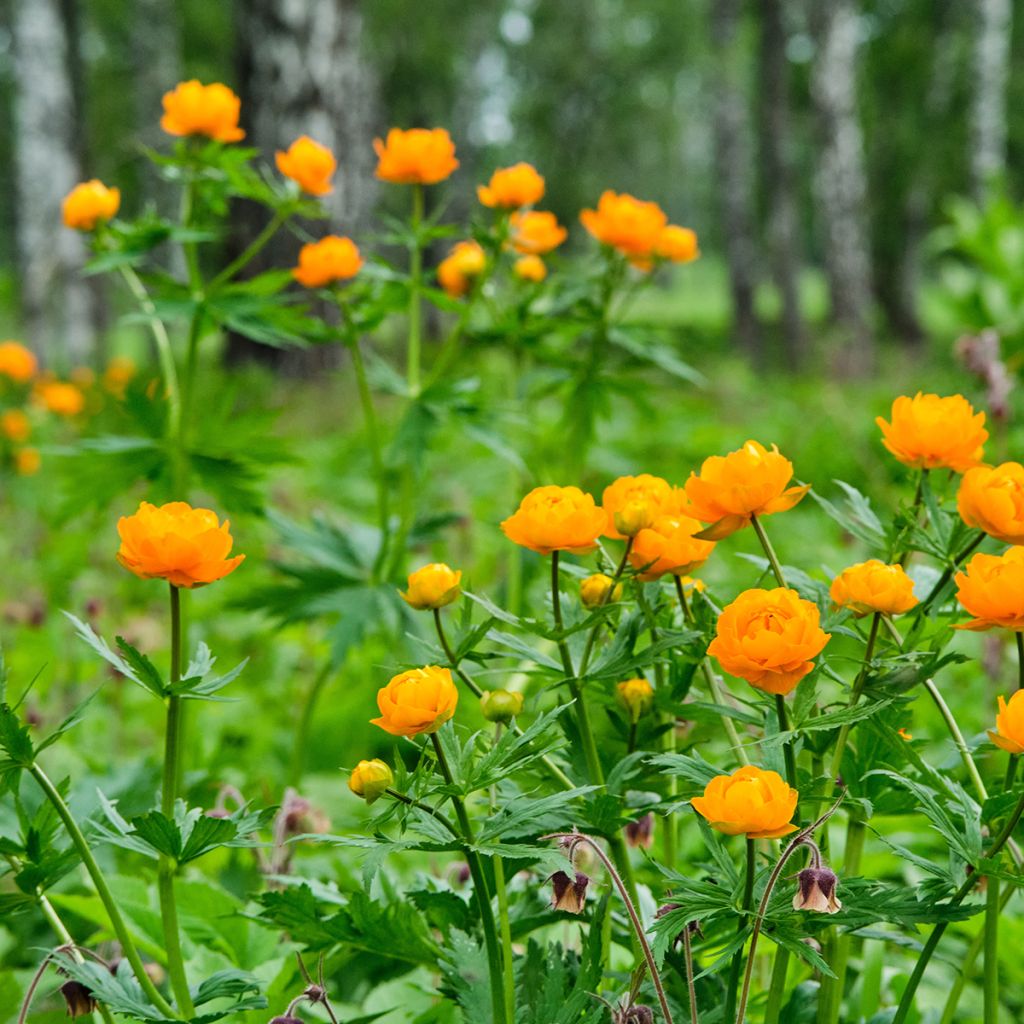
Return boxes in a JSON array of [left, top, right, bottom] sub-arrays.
[[616, 678, 654, 722], [480, 689, 525, 724], [279, 788, 331, 836], [550, 870, 590, 914], [580, 573, 623, 609], [269, 1018, 304, 1024], [793, 866, 842, 914], [616, 1006, 654, 1024], [624, 813, 655, 849], [614, 499, 654, 537], [347, 759, 394, 805], [60, 981, 98, 1017]]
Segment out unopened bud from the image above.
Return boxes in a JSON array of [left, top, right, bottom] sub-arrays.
[[400, 563, 462, 610], [624, 812, 655, 849], [614, 499, 654, 537], [60, 981, 97, 1017], [347, 759, 394, 805], [550, 870, 590, 914], [580, 573, 623, 609], [616, 677, 654, 722], [621, 1006, 654, 1024], [481, 689, 524, 724], [792, 866, 842, 914], [270, 1018, 303, 1024]]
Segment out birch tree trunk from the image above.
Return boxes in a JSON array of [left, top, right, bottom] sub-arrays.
[[711, 0, 763, 360], [12, 0, 96, 364], [969, 0, 1012, 197], [809, 0, 874, 372]]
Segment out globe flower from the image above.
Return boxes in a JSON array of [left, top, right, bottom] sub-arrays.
[[437, 241, 486, 298], [580, 573, 623, 608], [708, 587, 830, 696], [501, 485, 607, 555], [36, 381, 84, 416], [62, 180, 121, 231], [401, 562, 462, 610], [513, 255, 547, 282], [276, 136, 336, 196], [509, 210, 567, 255], [160, 80, 244, 142], [829, 560, 919, 617], [630, 514, 716, 581], [1, 409, 30, 442], [0, 341, 37, 383], [14, 447, 40, 476], [685, 440, 810, 538], [374, 127, 458, 185], [617, 677, 654, 722], [691, 765, 799, 839], [955, 548, 1024, 630], [602, 473, 685, 539], [477, 162, 545, 209], [655, 225, 699, 263], [580, 190, 667, 259], [480, 689, 524, 724], [957, 462, 1024, 544], [117, 501, 245, 588], [370, 666, 459, 736], [292, 236, 362, 288], [876, 393, 987, 472], [348, 759, 394, 804], [988, 691, 1024, 754]]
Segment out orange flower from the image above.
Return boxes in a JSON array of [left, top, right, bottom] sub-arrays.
[[691, 765, 798, 839], [62, 180, 121, 230], [513, 255, 547, 282], [656, 225, 699, 263], [160, 80, 245, 142], [36, 381, 84, 416], [371, 666, 459, 736], [13, 447, 40, 476], [275, 136, 336, 196], [601, 473, 686, 539], [876, 393, 986, 472], [292, 236, 362, 288], [348, 759, 394, 804], [401, 563, 462, 610], [103, 357, 136, 398], [955, 548, 1024, 631], [580, 190, 667, 258], [501, 485, 607, 555], [685, 440, 810, 538], [510, 211, 567, 255], [957, 462, 1024, 544], [708, 587, 830, 696], [117, 501, 245, 589], [988, 691, 1024, 754], [629, 514, 716, 581], [0, 342, 37, 383], [437, 241, 486, 298], [373, 127, 458, 185], [1, 409, 30, 442], [477, 162, 545, 209], [579, 573, 623, 608], [829, 560, 919, 617]]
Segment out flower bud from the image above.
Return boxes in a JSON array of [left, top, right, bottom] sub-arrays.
[[616, 678, 654, 723], [792, 866, 842, 914], [580, 573, 623, 609], [613, 498, 655, 537], [60, 981, 97, 1017], [400, 563, 462, 610], [270, 1018, 304, 1024], [619, 1006, 654, 1024], [550, 870, 590, 914], [348, 759, 394, 805], [624, 812, 655, 849], [481, 689, 524, 724]]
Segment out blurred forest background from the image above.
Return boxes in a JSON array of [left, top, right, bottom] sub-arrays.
[[0, 0, 1022, 376]]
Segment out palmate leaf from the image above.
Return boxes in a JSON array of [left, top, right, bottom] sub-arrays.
[[465, 705, 570, 792], [646, 750, 720, 789], [476, 787, 596, 843], [63, 613, 165, 699], [439, 929, 492, 1023], [811, 481, 888, 549]]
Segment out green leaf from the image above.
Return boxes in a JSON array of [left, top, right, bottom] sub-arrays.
[[63, 612, 165, 699]]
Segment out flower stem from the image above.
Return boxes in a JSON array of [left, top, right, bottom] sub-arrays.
[[682, 923, 699, 1024], [726, 837, 757, 1024], [1017, 631, 1024, 691], [823, 818, 866, 1024], [407, 184, 424, 396], [750, 514, 787, 588], [917, 531, 984, 612], [385, 788, 459, 836], [491, 723, 516, 1024], [290, 660, 334, 787], [828, 613, 881, 786], [577, 538, 633, 677], [208, 209, 287, 291], [763, 947, 790, 1024], [984, 872, 1000, 1023], [775, 695, 797, 789]]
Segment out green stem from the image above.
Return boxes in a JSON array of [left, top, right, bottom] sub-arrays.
[[750, 514, 787, 588], [918, 531, 984, 612], [763, 947, 790, 1024], [896, 470, 927, 568], [491, 724, 516, 1024], [775, 695, 797, 789], [828, 613, 881, 786], [923, 677, 988, 801], [984, 873, 1000, 1023], [577, 538, 633, 677], [407, 184, 424, 396], [385, 788, 459, 836], [208, 209, 287, 291], [290, 660, 334, 786], [550, 551, 576, 678], [1017, 631, 1024, 691], [430, 733, 507, 1024], [682, 923, 699, 1024], [824, 819, 866, 1024], [27, 765, 178, 1018], [726, 838, 757, 1024]]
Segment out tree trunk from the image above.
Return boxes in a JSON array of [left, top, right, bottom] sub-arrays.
[[757, 0, 804, 368], [969, 0, 1012, 197], [12, 0, 97, 365], [809, 0, 874, 373], [711, 0, 763, 360]]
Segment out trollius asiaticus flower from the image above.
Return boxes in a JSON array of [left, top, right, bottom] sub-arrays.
[[371, 666, 459, 737], [989, 691, 1024, 754], [501, 485, 606, 555], [829, 560, 918, 617], [876, 392, 986, 472], [691, 765, 799, 839], [955, 548, 1024, 631], [957, 462, 1024, 545]]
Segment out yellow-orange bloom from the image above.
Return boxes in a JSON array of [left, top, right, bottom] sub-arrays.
[[62, 180, 121, 231], [691, 765, 798, 839], [513, 255, 547, 282], [957, 462, 1024, 545], [275, 136, 336, 196], [580, 573, 623, 608], [36, 381, 84, 417], [437, 241, 486, 298], [655, 225, 699, 263], [708, 588, 830, 696], [989, 692, 1024, 754], [13, 447, 40, 476], [374, 128, 458, 185], [509, 210, 567, 255], [955, 548, 1024, 631], [629, 514, 716, 581], [580, 190, 667, 258], [617, 677, 654, 722], [0, 342, 37, 383], [1, 409, 30, 442], [292, 236, 362, 288], [371, 666, 459, 736], [501, 485, 607, 555], [601, 473, 686, 539], [160, 80, 245, 142], [876, 393, 986, 472], [117, 501, 245, 589], [401, 563, 462, 610], [478, 162, 545, 209], [685, 440, 810, 538], [829, 560, 919, 617], [348, 759, 394, 804]]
